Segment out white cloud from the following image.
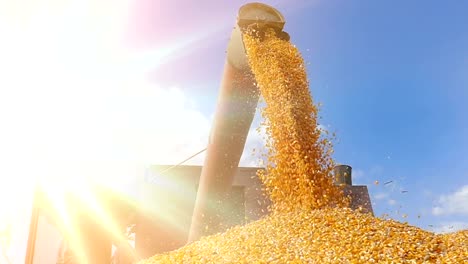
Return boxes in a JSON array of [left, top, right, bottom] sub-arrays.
[[432, 221, 468, 234], [374, 192, 389, 200], [432, 185, 468, 216]]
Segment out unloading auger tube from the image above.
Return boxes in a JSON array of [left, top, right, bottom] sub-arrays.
[[188, 2, 288, 243]]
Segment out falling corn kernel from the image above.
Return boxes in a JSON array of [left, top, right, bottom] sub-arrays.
[[139, 29, 467, 264], [243, 29, 348, 213]]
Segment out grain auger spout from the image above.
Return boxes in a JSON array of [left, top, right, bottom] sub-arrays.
[[188, 3, 288, 243]]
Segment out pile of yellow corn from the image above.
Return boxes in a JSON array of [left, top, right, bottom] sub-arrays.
[[140, 29, 467, 263], [141, 207, 466, 263]]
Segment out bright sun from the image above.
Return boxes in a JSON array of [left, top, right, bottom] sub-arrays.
[[0, 0, 179, 202], [0, 2, 213, 262], [0, 0, 132, 228]]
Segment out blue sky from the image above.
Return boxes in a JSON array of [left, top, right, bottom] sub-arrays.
[[0, 0, 467, 262]]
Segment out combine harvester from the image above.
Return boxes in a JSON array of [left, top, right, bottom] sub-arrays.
[[25, 3, 372, 263]]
